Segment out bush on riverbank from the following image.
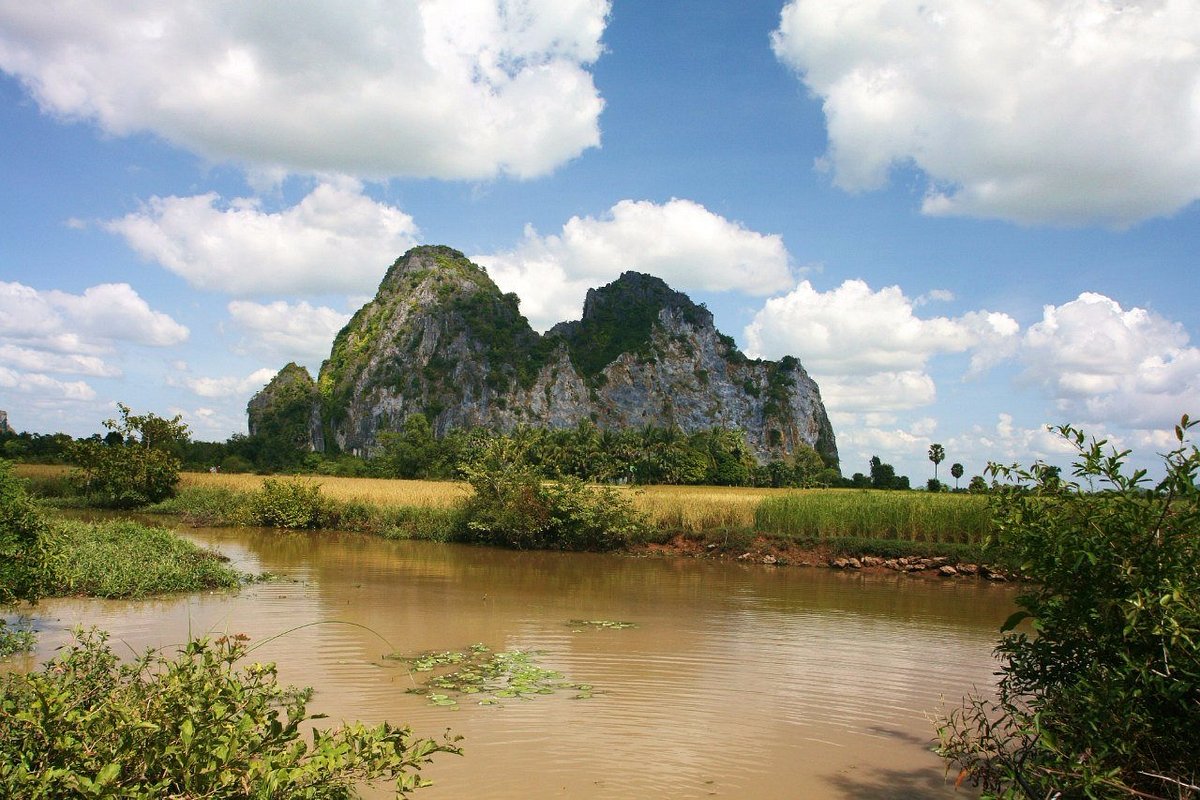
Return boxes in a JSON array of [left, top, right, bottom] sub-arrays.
[[0, 629, 460, 798], [938, 417, 1200, 798], [459, 439, 646, 551], [0, 461, 51, 606]]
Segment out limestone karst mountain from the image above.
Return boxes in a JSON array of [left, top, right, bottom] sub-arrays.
[[248, 245, 838, 466]]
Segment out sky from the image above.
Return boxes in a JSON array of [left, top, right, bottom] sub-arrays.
[[1, 0, 1198, 483]]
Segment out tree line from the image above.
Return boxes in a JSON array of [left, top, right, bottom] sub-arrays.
[[1, 408, 1001, 491]]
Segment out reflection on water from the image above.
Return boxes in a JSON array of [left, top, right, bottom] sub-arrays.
[[18, 526, 1015, 799]]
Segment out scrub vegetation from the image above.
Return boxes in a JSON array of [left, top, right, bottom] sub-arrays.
[[0, 630, 460, 798], [938, 417, 1200, 799]]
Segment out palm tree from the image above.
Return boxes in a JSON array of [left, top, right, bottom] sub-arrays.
[[950, 462, 964, 490], [928, 443, 945, 482]]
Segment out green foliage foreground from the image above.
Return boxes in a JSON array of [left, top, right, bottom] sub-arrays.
[[938, 417, 1200, 799], [0, 629, 460, 798]]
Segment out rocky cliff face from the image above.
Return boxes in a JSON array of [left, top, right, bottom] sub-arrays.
[[246, 362, 324, 453], [249, 245, 838, 466]]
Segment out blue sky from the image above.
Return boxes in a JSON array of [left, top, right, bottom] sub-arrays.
[[2, 0, 1198, 482]]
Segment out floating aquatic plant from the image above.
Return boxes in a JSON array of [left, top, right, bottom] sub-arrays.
[[567, 619, 637, 631], [388, 644, 595, 707]]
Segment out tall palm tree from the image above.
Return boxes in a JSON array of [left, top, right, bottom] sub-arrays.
[[928, 443, 945, 482]]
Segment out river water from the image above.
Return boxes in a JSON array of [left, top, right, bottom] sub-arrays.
[[13, 526, 1016, 799]]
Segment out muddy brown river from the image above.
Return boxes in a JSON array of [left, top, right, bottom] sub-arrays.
[[10, 526, 1017, 798]]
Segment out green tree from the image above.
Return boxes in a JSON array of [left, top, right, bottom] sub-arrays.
[[938, 416, 1200, 798], [378, 414, 445, 479], [67, 404, 189, 508], [950, 462, 964, 489], [928, 442, 945, 482]]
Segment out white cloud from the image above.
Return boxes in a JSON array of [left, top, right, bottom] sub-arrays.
[[0, 0, 608, 180], [0, 366, 95, 401], [0, 280, 186, 383], [772, 0, 1200, 226], [0, 344, 118, 378], [227, 300, 351, 364], [45, 283, 189, 346], [1020, 293, 1200, 427], [173, 367, 278, 400], [476, 198, 795, 329], [743, 278, 1017, 412], [107, 180, 419, 296]]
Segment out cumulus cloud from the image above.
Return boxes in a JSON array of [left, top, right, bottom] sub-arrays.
[[0, 366, 95, 401], [227, 300, 351, 364], [107, 180, 419, 296], [173, 367, 278, 400], [0, 0, 609, 180], [0, 279, 187, 418], [0, 280, 187, 357], [743, 278, 1017, 412], [1020, 293, 1200, 427], [772, 0, 1200, 226], [476, 198, 795, 329]]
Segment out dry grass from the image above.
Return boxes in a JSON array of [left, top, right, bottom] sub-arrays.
[[178, 471, 470, 509], [621, 484, 797, 532], [12, 463, 70, 480]]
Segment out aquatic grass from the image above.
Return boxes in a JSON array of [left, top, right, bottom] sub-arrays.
[[388, 644, 595, 706], [567, 620, 637, 631], [48, 519, 246, 598], [754, 489, 991, 545], [147, 485, 250, 526]]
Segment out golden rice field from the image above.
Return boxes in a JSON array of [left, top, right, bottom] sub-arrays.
[[182, 471, 790, 530], [15, 465, 990, 543], [178, 471, 471, 509]]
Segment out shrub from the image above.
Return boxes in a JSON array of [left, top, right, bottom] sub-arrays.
[[459, 439, 645, 550], [0, 629, 460, 797], [0, 619, 35, 658], [0, 460, 50, 605], [66, 404, 188, 508], [937, 416, 1200, 799], [250, 477, 325, 529]]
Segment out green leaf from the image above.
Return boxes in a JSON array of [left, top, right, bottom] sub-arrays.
[[1000, 611, 1032, 632]]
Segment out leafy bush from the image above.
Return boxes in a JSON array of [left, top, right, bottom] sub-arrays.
[[938, 417, 1200, 798], [0, 619, 36, 658], [67, 404, 187, 508], [0, 629, 460, 798], [250, 477, 325, 529], [459, 440, 645, 551], [0, 460, 50, 605]]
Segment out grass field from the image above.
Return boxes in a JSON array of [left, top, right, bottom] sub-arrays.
[[14, 464, 992, 546]]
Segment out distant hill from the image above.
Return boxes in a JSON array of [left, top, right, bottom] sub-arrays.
[[249, 245, 838, 466]]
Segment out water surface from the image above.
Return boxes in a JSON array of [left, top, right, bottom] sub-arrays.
[[17, 526, 1015, 798]]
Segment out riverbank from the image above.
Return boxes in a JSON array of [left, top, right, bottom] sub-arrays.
[[16, 465, 1006, 577]]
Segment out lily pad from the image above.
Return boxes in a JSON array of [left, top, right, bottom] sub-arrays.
[[389, 643, 597, 707]]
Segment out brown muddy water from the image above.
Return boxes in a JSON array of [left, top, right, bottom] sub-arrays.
[[11, 526, 1017, 799]]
